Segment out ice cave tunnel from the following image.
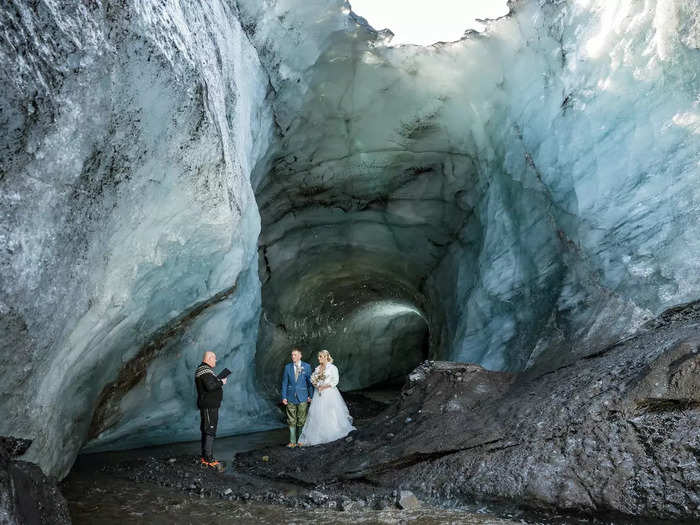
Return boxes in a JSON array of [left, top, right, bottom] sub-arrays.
[[0, 0, 698, 490]]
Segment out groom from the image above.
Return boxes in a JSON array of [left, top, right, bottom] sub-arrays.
[[281, 348, 313, 447]]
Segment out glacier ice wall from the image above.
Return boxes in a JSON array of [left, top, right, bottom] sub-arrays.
[[433, 0, 700, 370], [0, 0, 698, 479], [244, 0, 699, 377], [0, 0, 277, 477]]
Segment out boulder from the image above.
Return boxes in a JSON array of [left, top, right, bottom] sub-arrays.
[[0, 437, 71, 525]]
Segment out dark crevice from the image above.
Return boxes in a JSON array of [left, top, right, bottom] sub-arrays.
[[634, 399, 700, 415]]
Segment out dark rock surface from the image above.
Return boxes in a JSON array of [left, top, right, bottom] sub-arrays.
[[235, 302, 700, 521], [0, 437, 71, 525]]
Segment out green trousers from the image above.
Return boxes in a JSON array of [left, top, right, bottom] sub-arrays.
[[285, 401, 308, 428]]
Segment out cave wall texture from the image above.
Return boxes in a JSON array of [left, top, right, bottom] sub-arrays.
[[0, 0, 698, 479], [0, 0, 278, 477]]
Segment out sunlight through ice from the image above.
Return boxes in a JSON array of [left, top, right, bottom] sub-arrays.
[[350, 0, 510, 46]]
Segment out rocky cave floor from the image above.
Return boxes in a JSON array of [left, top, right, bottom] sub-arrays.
[[59, 412, 577, 525], [59, 393, 527, 524], [8, 301, 697, 524]]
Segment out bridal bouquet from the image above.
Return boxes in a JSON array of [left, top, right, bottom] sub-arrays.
[[311, 370, 326, 395]]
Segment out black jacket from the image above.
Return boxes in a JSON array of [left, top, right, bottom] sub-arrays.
[[195, 362, 223, 409]]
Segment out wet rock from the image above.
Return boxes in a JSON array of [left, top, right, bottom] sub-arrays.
[[398, 490, 420, 509], [307, 490, 328, 505], [0, 436, 71, 525], [380, 314, 699, 520], [372, 498, 389, 510], [627, 337, 700, 406], [338, 496, 363, 511]]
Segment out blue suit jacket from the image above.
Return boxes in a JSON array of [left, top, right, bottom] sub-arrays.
[[281, 361, 313, 404]]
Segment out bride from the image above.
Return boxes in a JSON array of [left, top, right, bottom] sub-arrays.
[[298, 350, 356, 446]]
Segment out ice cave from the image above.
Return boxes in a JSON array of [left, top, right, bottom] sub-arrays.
[[0, 0, 698, 523]]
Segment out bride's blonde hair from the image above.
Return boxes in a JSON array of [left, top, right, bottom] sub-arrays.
[[318, 349, 333, 364]]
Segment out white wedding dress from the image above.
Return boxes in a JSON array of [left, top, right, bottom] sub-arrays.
[[298, 363, 356, 446]]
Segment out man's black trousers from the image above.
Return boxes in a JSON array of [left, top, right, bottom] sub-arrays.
[[199, 407, 219, 461]]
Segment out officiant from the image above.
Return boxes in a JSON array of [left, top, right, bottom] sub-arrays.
[[194, 351, 228, 468]]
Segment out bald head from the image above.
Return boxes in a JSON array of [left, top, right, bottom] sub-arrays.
[[203, 351, 216, 367]]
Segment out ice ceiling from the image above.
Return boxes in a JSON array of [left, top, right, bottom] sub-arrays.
[[0, 0, 698, 478]]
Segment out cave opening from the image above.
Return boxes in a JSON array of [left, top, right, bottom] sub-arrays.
[[349, 0, 510, 46], [253, 247, 434, 402]]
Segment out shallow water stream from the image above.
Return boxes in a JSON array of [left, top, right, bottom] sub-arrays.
[[63, 472, 523, 525]]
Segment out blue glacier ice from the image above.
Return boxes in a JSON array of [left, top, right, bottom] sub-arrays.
[[0, 0, 278, 475], [0, 0, 698, 479], [245, 0, 700, 374]]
